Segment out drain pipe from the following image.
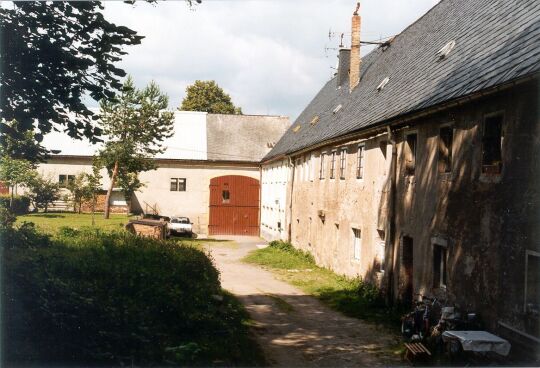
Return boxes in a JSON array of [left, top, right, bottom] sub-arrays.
[[287, 156, 296, 243], [386, 125, 398, 306]]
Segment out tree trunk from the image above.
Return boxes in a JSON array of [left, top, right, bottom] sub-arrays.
[[10, 185, 14, 211], [104, 160, 119, 219]]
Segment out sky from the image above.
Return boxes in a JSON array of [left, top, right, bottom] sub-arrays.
[[101, 0, 440, 122]]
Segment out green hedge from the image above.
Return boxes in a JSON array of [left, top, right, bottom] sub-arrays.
[[0, 194, 30, 214], [2, 226, 263, 366]]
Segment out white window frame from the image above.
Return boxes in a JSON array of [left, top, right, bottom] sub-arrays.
[[330, 150, 337, 179], [352, 228, 362, 261], [309, 153, 314, 182], [320, 151, 326, 179], [339, 148, 347, 179], [357, 143, 365, 180], [433, 242, 448, 288], [524, 250, 540, 312]]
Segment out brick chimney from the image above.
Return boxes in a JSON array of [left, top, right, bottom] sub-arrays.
[[349, 3, 361, 92], [336, 48, 351, 88]]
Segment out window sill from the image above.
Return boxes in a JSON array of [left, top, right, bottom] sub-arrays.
[[479, 174, 501, 184]]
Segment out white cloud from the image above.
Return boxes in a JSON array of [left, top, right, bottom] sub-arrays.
[[101, 0, 440, 120]]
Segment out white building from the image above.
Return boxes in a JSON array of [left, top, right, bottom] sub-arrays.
[[260, 158, 290, 241], [39, 111, 289, 237]]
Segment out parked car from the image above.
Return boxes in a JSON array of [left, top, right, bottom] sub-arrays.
[[168, 216, 193, 236]]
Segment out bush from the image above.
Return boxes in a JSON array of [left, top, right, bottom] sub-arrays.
[[3, 229, 263, 366], [268, 240, 315, 263], [0, 194, 30, 214]]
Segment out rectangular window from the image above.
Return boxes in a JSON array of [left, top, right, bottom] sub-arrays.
[[356, 144, 365, 179], [309, 154, 314, 181], [170, 178, 186, 191], [330, 151, 336, 179], [170, 178, 178, 191], [405, 133, 417, 176], [58, 174, 75, 188], [353, 228, 361, 260], [222, 190, 230, 203], [339, 148, 347, 179], [320, 152, 326, 179], [482, 114, 504, 174], [433, 245, 447, 288], [377, 230, 385, 272], [438, 126, 454, 173], [525, 251, 540, 315]]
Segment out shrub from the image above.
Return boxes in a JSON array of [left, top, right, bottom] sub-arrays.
[[0, 194, 30, 214], [268, 240, 315, 263], [3, 230, 262, 366]]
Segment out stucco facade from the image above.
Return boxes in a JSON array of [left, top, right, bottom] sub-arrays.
[[269, 81, 539, 353], [133, 160, 260, 235], [260, 159, 289, 241]]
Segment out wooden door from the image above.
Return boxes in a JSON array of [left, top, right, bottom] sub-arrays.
[[209, 175, 260, 236], [402, 236, 414, 305]]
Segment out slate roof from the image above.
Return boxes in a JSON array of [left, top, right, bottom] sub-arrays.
[[206, 114, 290, 162], [264, 0, 540, 161]]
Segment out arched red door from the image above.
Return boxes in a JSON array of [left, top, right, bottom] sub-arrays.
[[209, 175, 260, 236]]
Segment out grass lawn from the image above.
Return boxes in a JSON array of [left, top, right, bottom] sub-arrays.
[[16, 212, 134, 234], [243, 241, 405, 329]]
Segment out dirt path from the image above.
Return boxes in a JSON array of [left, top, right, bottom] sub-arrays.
[[205, 237, 403, 367]]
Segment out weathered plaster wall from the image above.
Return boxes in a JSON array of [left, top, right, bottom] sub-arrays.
[[289, 134, 390, 282], [286, 80, 539, 345], [391, 82, 540, 340]]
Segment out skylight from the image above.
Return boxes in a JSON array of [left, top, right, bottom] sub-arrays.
[[293, 125, 301, 133], [376, 77, 390, 92], [437, 40, 456, 59], [333, 105, 343, 114], [310, 115, 320, 125]]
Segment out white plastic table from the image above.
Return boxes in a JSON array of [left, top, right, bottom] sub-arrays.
[[441, 330, 511, 356]]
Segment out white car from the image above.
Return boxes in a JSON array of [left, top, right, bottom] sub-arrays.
[[168, 216, 193, 236]]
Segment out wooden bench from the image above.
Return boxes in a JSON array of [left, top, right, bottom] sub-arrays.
[[404, 342, 431, 365]]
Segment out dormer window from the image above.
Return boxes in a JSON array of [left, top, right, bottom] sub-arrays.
[[333, 104, 343, 114], [376, 77, 389, 91], [437, 40, 456, 59]]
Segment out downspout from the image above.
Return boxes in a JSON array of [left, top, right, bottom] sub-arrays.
[[287, 156, 296, 243], [386, 126, 398, 305]]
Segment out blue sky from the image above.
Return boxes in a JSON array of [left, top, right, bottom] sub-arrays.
[[102, 0, 440, 121]]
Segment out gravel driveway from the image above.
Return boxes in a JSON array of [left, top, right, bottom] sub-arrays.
[[205, 236, 403, 367]]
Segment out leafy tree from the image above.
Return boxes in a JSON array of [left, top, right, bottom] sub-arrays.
[[180, 80, 242, 114], [26, 175, 60, 213], [0, 120, 48, 162], [99, 77, 174, 218], [0, 2, 145, 143], [66, 173, 93, 214], [87, 160, 104, 226], [0, 157, 37, 210]]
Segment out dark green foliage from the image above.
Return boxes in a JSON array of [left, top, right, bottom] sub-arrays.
[[180, 80, 243, 114], [2, 228, 264, 366], [0, 195, 30, 214], [0, 120, 48, 162], [25, 175, 61, 212], [0, 1, 143, 141]]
